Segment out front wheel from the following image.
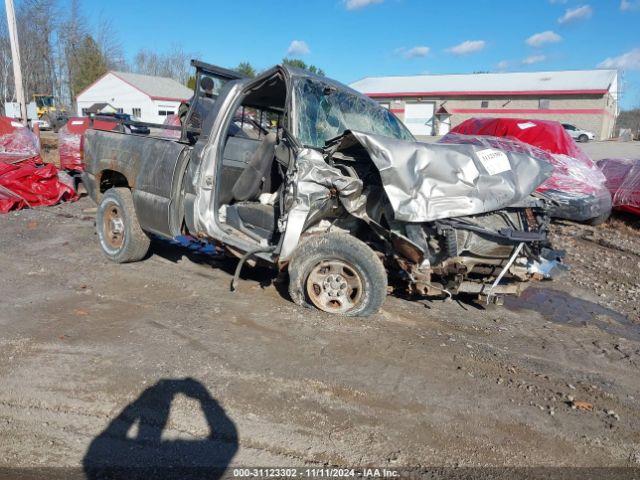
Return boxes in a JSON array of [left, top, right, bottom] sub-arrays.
[[578, 134, 589, 143], [288, 233, 388, 317], [96, 187, 150, 263]]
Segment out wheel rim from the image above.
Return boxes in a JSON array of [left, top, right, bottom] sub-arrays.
[[306, 260, 364, 314], [103, 204, 125, 250]]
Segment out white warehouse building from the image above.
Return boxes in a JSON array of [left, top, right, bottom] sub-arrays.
[[76, 71, 193, 124]]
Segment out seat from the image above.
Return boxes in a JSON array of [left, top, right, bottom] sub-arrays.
[[226, 203, 276, 242], [231, 132, 277, 202]]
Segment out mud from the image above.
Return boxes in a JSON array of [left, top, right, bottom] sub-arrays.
[[0, 196, 639, 470]]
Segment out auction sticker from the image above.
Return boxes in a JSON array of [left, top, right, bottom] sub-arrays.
[[476, 148, 511, 175]]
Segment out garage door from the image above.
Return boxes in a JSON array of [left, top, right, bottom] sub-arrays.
[[404, 103, 435, 137]]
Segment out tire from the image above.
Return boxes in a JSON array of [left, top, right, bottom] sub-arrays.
[[96, 187, 150, 263], [288, 233, 387, 317], [578, 134, 589, 143]]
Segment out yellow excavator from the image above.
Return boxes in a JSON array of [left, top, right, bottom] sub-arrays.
[[33, 94, 67, 131]]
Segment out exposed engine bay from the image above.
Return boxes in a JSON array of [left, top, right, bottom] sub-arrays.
[[292, 130, 565, 304]]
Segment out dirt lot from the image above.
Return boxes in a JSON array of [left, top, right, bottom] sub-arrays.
[[0, 139, 639, 473]]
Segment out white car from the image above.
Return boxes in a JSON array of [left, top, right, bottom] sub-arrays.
[[562, 123, 595, 143]]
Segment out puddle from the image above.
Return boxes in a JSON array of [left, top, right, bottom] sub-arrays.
[[505, 287, 639, 342]]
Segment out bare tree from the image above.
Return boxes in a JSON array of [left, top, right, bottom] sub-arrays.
[[94, 14, 125, 70], [0, 19, 13, 104], [132, 44, 195, 84]]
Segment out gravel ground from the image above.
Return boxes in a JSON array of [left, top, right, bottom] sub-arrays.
[[0, 196, 639, 473], [1, 136, 639, 475]]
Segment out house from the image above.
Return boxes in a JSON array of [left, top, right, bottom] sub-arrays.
[[83, 103, 118, 115], [350, 69, 619, 140], [76, 71, 193, 124]]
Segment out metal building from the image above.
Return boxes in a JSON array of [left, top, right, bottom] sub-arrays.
[[350, 69, 619, 140]]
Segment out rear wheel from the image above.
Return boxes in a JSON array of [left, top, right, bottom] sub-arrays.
[[288, 233, 387, 317], [96, 187, 150, 263]]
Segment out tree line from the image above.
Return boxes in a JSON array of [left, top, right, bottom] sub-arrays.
[[0, 0, 325, 111], [0, 0, 195, 110]]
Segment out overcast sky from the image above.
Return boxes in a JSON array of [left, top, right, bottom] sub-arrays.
[[82, 0, 640, 109]]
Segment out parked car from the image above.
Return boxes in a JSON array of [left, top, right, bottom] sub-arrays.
[[562, 123, 595, 143], [445, 118, 611, 225], [82, 60, 562, 316]]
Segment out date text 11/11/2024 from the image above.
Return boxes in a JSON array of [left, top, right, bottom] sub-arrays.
[[232, 468, 401, 478]]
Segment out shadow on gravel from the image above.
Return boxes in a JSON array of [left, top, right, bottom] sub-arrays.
[[83, 378, 238, 480], [148, 237, 278, 291]]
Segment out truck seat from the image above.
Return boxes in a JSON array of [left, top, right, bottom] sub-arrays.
[[231, 132, 277, 202], [226, 203, 276, 242]]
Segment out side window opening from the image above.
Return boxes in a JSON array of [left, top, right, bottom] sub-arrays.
[[217, 73, 288, 245]]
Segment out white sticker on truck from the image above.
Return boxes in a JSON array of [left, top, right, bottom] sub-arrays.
[[476, 148, 511, 175], [517, 122, 537, 130]]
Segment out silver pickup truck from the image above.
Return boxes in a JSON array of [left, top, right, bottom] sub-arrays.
[[83, 60, 562, 316]]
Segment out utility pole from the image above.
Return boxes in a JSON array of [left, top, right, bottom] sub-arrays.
[[4, 0, 27, 125]]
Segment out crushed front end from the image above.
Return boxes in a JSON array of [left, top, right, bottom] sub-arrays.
[[311, 130, 566, 304], [389, 201, 565, 304]]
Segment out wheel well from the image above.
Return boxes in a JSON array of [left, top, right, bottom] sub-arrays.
[[99, 170, 130, 193]]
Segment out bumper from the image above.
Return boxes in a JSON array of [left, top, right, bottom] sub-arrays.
[[540, 189, 612, 222]]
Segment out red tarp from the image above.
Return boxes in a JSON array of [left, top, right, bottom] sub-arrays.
[[0, 159, 76, 213], [597, 158, 640, 216], [0, 116, 77, 213], [445, 118, 607, 197], [59, 117, 117, 171]]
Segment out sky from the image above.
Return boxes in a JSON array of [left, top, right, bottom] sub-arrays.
[[81, 0, 640, 109]]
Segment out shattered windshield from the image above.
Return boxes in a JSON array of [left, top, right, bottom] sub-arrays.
[[294, 78, 414, 148]]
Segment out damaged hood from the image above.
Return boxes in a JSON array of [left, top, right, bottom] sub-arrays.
[[328, 131, 554, 223]]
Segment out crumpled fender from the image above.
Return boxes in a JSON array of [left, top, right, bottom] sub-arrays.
[[327, 130, 553, 223]]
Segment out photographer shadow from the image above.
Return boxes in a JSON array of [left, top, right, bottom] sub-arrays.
[[83, 378, 238, 480]]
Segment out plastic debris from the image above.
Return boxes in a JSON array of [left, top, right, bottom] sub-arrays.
[[0, 116, 40, 163], [58, 117, 118, 172], [597, 158, 640, 216], [0, 116, 77, 213]]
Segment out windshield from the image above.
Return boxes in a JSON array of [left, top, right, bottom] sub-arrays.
[[293, 78, 414, 148]]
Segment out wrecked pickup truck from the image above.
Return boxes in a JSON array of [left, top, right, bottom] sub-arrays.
[[82, 60, 563, 316]]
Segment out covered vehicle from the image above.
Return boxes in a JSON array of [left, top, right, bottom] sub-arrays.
[[445, 118, 611, 224], [0, 116, 40, 163], [597, 158, 640, 216], [0, 116, 76, 212], [58, 117, 119, 172], [82, 61, 562, 316]]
